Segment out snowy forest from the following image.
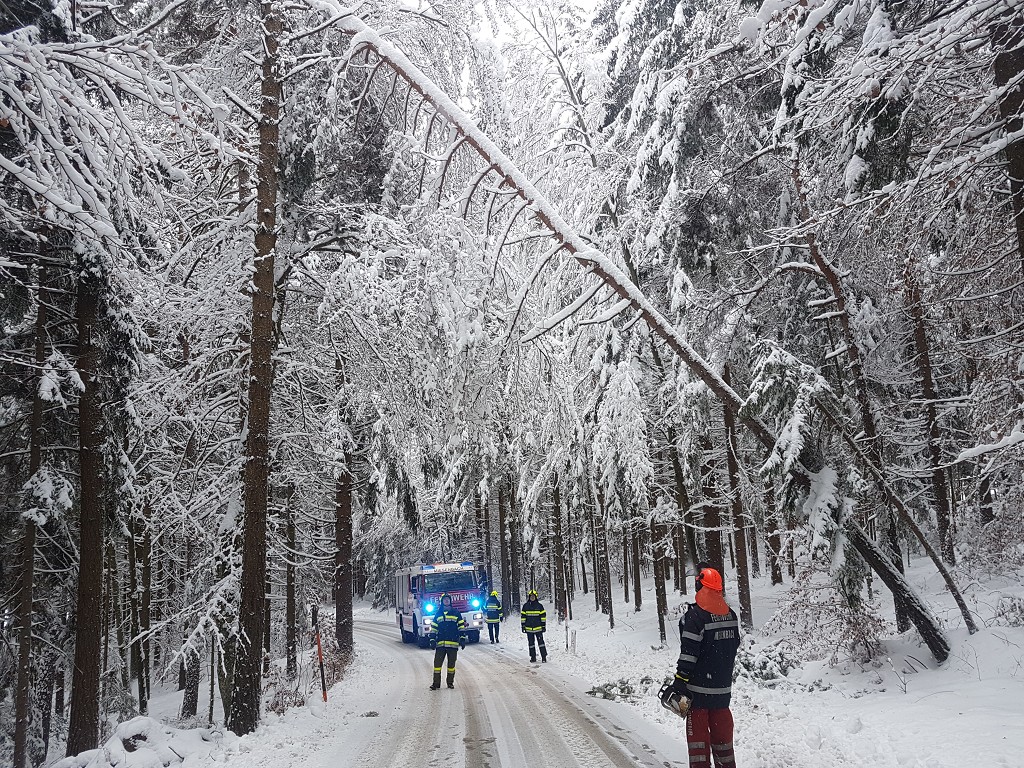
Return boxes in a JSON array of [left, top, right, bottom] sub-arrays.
[[1, 0, 1023, 766]]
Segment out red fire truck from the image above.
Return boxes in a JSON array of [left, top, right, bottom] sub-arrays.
[[395, 562, 486, 647]]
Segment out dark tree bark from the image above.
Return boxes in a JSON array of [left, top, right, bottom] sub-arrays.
[[509, 479, 522, 613], [335, 456, 354, 658], [180, 647, 201, 720], [621, 529, 630, 604], [126, 513, 147, 712], [723, 365, 753, 629], [483, 490, 493, 587], [475, 490, 485, 573], [498, 483, 511, 617], [844, 523, 950, 662], [992, 14, 1024, 267], [700, 442, 724, 572], [285, 498, 297, 680], [552, 481, 568, 621], [67, 264, 104, 756], [631, 518, 642, 612], [139, 510, 152, 711], [650, 519, 668, 645], [764, 484, 784, 585], [905, 267, 955, 563], [15, 264, 47, 768], [228, 0, 282, 737]]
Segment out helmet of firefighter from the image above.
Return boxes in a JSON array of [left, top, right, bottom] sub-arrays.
[[697, 567, 724, 592], [490, 591, 498, 597], [528, 589, 538, 600], [440, 593, 453, 607]]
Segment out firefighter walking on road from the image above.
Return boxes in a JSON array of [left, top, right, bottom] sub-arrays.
[[521, 589, 547, 663], [430, 593, 467, 690], [485, 590, 503, 643], [661, 565, 741, 767]]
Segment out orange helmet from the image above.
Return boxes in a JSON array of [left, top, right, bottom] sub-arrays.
[[698, 567, 723, 592]]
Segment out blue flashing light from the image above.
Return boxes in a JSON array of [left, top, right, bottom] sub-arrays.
[[460, 561, 473, 567], [471, 598, 481, 608], [425, 603, 436, 614]]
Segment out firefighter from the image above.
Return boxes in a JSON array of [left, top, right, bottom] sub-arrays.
[[485, 590, 503, 643], [661, 565, 741, 767], [520, 589, 547, 663], [430, 593, 467, 690]]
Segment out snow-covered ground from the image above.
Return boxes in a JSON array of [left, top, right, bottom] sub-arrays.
[[60, 557, 1024, 768]]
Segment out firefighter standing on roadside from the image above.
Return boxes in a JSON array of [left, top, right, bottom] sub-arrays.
[[520, 589, 547, 663], [485, 590, 503, 643], [430, 593, 467, 690], [661, 565, 741, 767]]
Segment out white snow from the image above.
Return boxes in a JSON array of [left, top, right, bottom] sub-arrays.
[[70, 560, 1024, 768]]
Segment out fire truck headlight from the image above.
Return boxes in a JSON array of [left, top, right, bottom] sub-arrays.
[[425, 603, 436, 614], [474, 612, 483, 620], [471, 598, 481, 608]]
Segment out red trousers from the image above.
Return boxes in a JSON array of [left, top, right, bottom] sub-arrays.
[[686, 707, 735, 766]]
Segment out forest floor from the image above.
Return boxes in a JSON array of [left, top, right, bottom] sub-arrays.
[[65, 556, 1024, 768]]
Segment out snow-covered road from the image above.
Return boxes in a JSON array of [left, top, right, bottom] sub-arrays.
[[344, 618, 685, 768]]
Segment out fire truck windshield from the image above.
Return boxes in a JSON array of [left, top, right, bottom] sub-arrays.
[[422, 571, 476, 594]]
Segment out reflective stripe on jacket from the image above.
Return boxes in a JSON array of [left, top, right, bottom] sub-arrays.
[[485, 596, 503, 623], [520, 599, 546, 632], [675, 601, 740, 709], [434, 608, 467, 648]]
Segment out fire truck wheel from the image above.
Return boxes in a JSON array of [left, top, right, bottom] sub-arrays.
[[401, 628, 413, 644], [469, 631, 481, 644]]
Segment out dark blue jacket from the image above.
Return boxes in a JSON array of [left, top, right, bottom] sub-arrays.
[[674, 603, 740, 709]]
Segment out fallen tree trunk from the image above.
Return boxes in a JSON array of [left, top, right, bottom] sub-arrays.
[[315, 5, 959, 663]]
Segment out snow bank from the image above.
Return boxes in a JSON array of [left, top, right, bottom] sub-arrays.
[[53, 717, 236, 768]]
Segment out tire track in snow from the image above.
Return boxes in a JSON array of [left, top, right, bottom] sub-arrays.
[[348, 621, 462, 768], [355, 618, 674, 768]]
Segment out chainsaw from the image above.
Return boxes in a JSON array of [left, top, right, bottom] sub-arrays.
[[656, 680, 692, 718]]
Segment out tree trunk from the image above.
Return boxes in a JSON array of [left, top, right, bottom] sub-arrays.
[[126, 514, 147, 712], [334, 26, 958, 659], [180, 646, 201, 720], [335, 449, 354, 659], [551, 481, 568, 621], [843, 522, 950, 662], [792, 157, 910, 632], [228, 0, 282, 737], [764, 484, 784, 585], [621, 529, 630, 604], [67, 262, 104, 756], [631, 518, 642, 612], [993, 15, 1024, 268], [285, 500, 297, 680], [509, 479, 522, 613], [979, 471, 995, 525], [905, 266, 955, 564], [498, 483, 511, 616], [475, 490, 485, 574], [139, 511, 152, 713], [723, 364, 753, 629], [483, 490, 494, 587], [650, 519, 668, 645], [15, 263, 47, 768], [601, 520, 615, 629], [701, 442, 724, 572]]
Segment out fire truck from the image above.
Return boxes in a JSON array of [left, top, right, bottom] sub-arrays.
[[395, 562, 486, 648]]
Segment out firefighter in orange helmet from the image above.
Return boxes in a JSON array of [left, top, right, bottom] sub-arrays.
[[661, 565, 741, 767]]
